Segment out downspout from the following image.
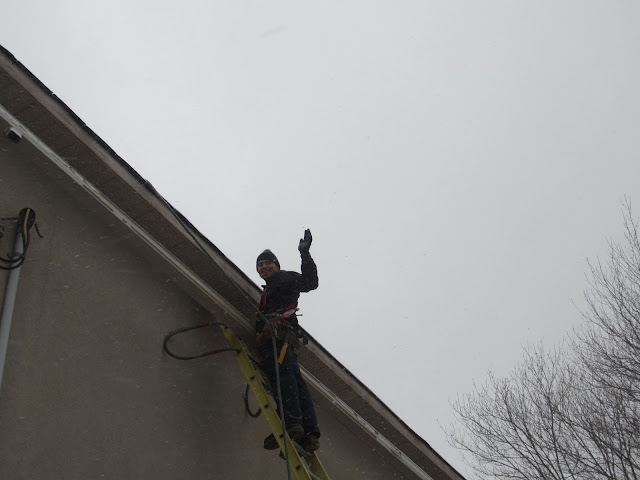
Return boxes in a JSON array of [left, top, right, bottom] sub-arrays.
[[0, 210, 32, 394]]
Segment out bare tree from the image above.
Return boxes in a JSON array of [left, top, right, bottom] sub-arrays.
[[578, 201, 640, 397], [448, 203, 640, 480], [573, 200, 640, 478], [449, 345, 586, 480]]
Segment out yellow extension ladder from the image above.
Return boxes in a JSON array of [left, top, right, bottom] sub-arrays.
[[219, 324, 331, 480]]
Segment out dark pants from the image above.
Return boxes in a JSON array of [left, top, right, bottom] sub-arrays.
[[259, 338, 320, 437]]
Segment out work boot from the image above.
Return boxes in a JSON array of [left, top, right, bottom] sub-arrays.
[[263, 424, 304, 450], [299, 433, 320, 452]]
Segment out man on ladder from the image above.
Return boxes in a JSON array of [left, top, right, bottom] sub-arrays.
[[255, 229, 321, 453]]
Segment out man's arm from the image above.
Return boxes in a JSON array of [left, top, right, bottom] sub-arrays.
[[297, 229, 318, 292]]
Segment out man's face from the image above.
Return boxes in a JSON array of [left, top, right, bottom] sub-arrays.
[[257, 259, 279, 280]]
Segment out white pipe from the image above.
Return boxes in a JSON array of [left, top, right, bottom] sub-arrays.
[[0, 228, 24, 394]]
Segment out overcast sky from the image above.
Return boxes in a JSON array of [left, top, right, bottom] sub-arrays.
[[3, 2, 640, 476]]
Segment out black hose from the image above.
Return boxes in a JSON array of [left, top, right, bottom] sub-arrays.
[[244, 384, 261, 418], [162, 322, 239, 360], [0, 208, 36, 270], [149, 186, 296, 479], [270, 322, 292, 480]]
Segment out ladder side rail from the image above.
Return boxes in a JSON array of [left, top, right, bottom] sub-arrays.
[[220, 325, 316, 480]]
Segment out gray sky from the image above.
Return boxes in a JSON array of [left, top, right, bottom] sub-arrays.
[[3, 1, 640, 476]]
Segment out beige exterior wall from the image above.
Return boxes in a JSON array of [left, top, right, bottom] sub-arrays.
[[0, 121, 418, 479]]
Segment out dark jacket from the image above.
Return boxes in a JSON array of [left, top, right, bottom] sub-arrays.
[[255, 253, 318, 335]]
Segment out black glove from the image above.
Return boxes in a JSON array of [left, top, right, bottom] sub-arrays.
[[298, 229, 312, 254]]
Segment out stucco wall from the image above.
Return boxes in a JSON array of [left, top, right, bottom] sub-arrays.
[[0, 125, 416, 479]]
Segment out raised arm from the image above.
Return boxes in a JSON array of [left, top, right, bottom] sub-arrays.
[[297, 229, 318, 292]]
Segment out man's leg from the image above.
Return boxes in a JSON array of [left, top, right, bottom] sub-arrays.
[[259, 341, 304, 449], [290, 352, 321, 451], [275, 347, 303, 425]]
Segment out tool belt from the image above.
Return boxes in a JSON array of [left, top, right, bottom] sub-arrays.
[[262, 309, 298, 342]]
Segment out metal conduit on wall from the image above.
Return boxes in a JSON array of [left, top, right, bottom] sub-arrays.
[[0, 225, 25, 394]]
